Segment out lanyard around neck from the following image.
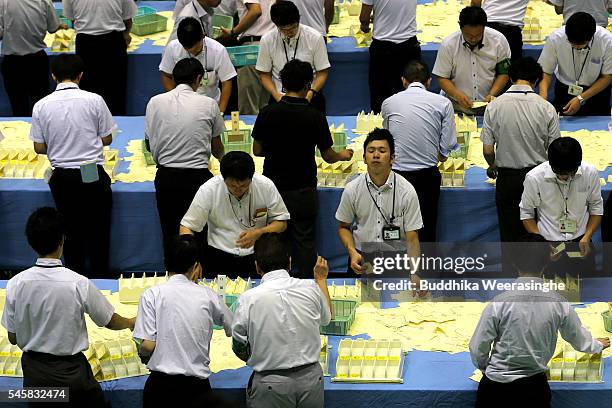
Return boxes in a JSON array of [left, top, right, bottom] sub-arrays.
[[365, 173, 396, 224], [282, 36, 300, 64], [571, 45, 591, 85]]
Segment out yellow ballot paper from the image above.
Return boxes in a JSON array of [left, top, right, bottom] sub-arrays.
[[566, 251, 584, 259], [471, 101, 488, 109], [551, 243, 566, 256]]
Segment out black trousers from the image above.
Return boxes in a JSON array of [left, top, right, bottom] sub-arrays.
[[368, 37, 421, 113], [279, 187, 318, 278], [603, 195, 612, 275], [154, 166, 213, 262], [543, 235, 596, 279], [268, 91, 326, 115], [476, 373, 551, 408], [395, 167, 440, 243], [496, 167, 533, 243], [22, 351, 107, 408], [487, 22, 523, 61], [49, 166, 112, 278], [553, 80, 611, 116], [1, 50, 50, 116], [75, 31, 127, 115], [143, 371, 212, 408], [204, 245, 256, 279]]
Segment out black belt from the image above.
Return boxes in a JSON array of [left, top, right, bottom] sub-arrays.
[[257, 361, 318, 375], [497, 166, 535, 174], [54, 165, 104, 172], [239, 35, 261, 44]]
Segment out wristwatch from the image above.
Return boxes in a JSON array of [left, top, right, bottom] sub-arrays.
[[309, 88, 318, 96], [577, 95, 586, 105]]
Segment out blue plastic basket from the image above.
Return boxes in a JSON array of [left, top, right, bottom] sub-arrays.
[[227, 45, 260, 67], [136, 6, 157, 16], [55, 9, 73, 29]]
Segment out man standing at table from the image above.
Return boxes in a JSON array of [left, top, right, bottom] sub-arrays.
[[0, 0, 64, 116], [520, 137, 603, 277], [2, 207, 135, 407], [470, 233, 609, 408], [169, 0, 222, 42], [180, 151, 290, 277], [256, 0, 330, 113], [30, 54, 115, 278], [359, 0, 420, 113], [481, 57, 560, 244], [160, 17, 237, 113], [538, 12, 612, 116], [232, 233, 332, 408], [62, 0, 136, 115], [433, 6, 511, 115], [134, 235, 233, 408], [146, 58, 226, 262], [252, 59, 353, 277], [547, 0, 612, 28], [471, 0, 529, 61], [336, 129, 423, 286], [381, 60, 457, 243]]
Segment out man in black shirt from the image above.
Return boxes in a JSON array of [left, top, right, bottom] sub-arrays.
[[252, 59, 353, 277]]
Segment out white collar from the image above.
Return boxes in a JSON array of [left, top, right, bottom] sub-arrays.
[[260, 269, 290, 283]]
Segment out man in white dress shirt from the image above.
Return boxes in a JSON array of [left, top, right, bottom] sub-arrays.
[[62, 0, 137, 115], [169, 0, 222, 42], [134, 235, 233, 408], [180, 151, 290, 277], [470, 233, 609, 407], [2, 208, 135, 407], [292, 0, 334, 36], [547, 0, 612, 27], [232, 232, 332, 408]]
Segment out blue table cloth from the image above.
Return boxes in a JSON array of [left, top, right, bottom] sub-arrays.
[[0, 278, 610, 408], [0, 115, 610, 274], [0, 1, 548, 116]]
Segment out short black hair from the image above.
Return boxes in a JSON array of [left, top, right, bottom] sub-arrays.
[[254, 233, 291, 273], [165, 235, 200, 274], [51, 54, 84, 82], [512, 233, 549, 275], [402, 60, 430, 84], [173, 58, 205, 85], [25, 207, 65, 256], [280, 59, 313, 92], [509, 57, 543, 84], [364, 128, 395, 155], [565, 12, 596, 44], [270, 0, 300, 26], [178, 17, 204, 48], [459, 6, 487, 27], [548, 137, 582, 174], [220, 151, 255, 181]]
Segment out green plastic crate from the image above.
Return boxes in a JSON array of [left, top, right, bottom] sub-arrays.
[[132, 14, 168, 36], [320, 299, 357, 335], [213, 294, 239, 330], [227, 45, 260, 67], [136, 6, 157, 16], [332, 5, 340, 25], [449, 132, 471, 159], [212, 14, 234, 38], [55, 9, 73, 29], [602, 311, 612, 333], [222, 129, 252, 144], [141, 140, 155, 165], [315, 142, 347, 157]]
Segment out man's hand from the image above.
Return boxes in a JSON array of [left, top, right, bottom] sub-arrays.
[[306, 90, 314, 102], [486, 166, 498, 179], [236, 229, 261, 248], [128, 317, 136, 331], [191, 264, 202, 283], [579, 238, 591, 257], [484, 95, 494, 103], [562, 97, 581, 116], [58, 23, 69, 30], [339, 149, 354, 161], [123, 32, 132, 47], [218, 27, 234, 42], [314, 256, 329, 281], [349, 250, 364, 274], [597, 337, 610, 349], [360, 23, 370, 33], [410, 274, 428, 298], [456, 92, 473, 109], [273, 92, 284, 102]]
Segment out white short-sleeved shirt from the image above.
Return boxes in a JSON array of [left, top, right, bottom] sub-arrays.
[[134, 274, 233, 379], [335, 172, 423, 250], [1, 258, 115, 356], [361, 0, 417, 43], [480, 84, 560, 169], [382, 83, 458, 170], [519, 161, 604, 241], [0, 0, 60, 56], [173, 0, 237, 20], [432, 27, 511, 102], [232, 269, 331, 372], [236, 0, 275, 37], [538, 26, 612, 87], [62, 0, 136, 36], [29, 82, 116, 169], [256, 24, 330, 92], [169, 0, 214, 43], [159, 37, 237, 102], [292, 0, 327, 36], [482, 0, 530, 27], [145, 84, 226, 169], [549, 0, 612, 27], [181, 174, 291, 256]]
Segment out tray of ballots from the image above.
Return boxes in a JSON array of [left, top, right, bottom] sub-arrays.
[[118, 272, 169, 304], [353, 111, 383, 135], [0, 337, 23, 377], [547, 342, 603, 383], [132, 13, 168, 36], [451, 114, 477, 159], [320, 299, 358, 336], [544, 274, 580, 303], [136, 6, 157, 16], [320, 335, 330, 376], [0, 149, 50, 179], [212, 14, 234, 39], [316, 158, 358, 188], [333, 338, 405, 383], [51, 29, 75, 52], [222, 112, 253, 154], [522, 17, 544, 43], [316, 124, 348, 157], [602, 309, 612, 333], [439, 158, 465, 187], [227, 45, 260, 67], [328, 280, 361, 301]]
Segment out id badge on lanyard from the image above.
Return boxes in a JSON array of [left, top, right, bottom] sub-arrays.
[[382, 225, 401, 241], [559, 216, 577, 234], [568, 83, 584, 96]]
